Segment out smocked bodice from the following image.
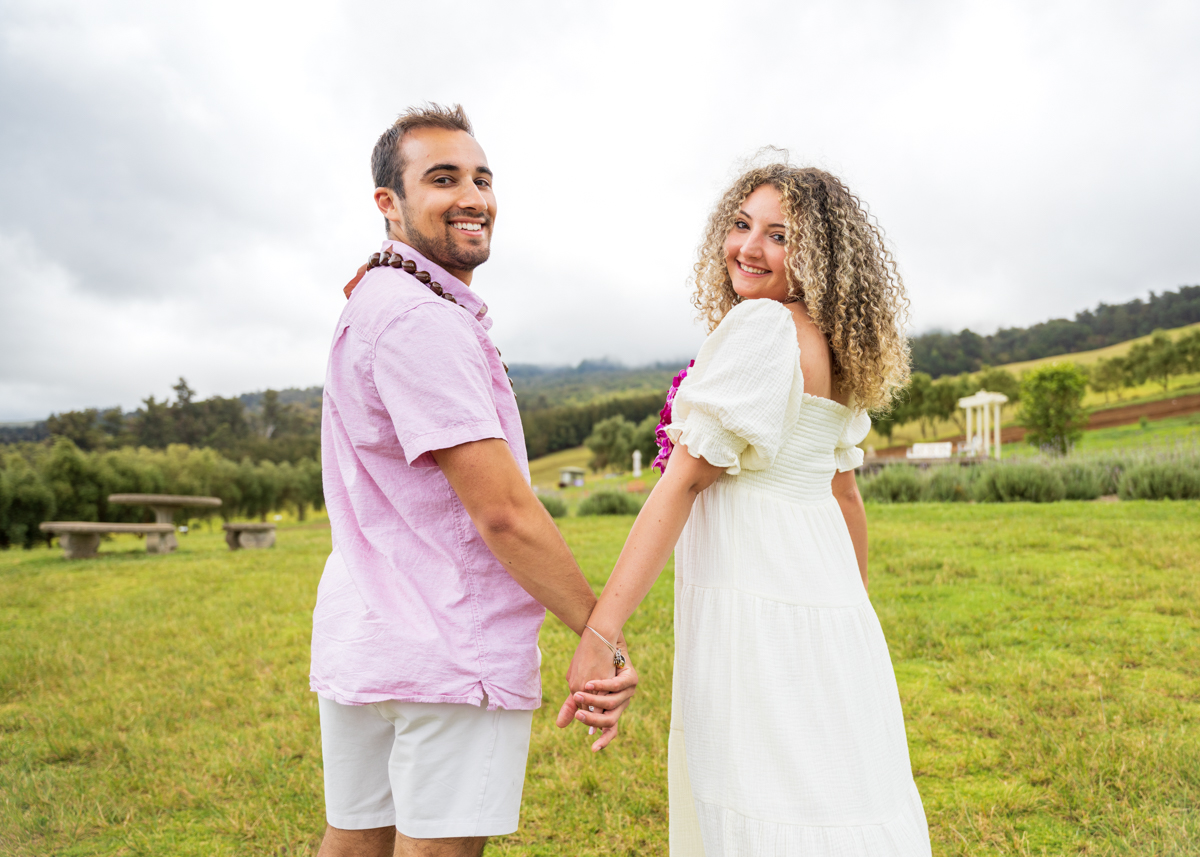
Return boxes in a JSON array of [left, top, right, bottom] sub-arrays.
[[721, 394, 864, 505]]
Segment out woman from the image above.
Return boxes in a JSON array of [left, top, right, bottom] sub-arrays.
[[561, 163, 931, 855]]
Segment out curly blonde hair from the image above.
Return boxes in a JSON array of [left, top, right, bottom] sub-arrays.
[[692, 163, 911, 411]]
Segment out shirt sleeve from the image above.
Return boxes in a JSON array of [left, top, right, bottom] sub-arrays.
[[665, 299, 805, 475], [834, 409, 872, 472], [373, 302, 505, 468]]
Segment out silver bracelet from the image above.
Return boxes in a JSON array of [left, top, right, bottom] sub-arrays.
[[586, 625, 627, 669]]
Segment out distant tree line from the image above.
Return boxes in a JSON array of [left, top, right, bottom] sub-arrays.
[[1087, 329, 1200, 401], [522, 393, 667, 459], [912, 285, 1200, 377], [873, 328, 1200, 445], [38, 378, 320, 464], [0, 439, 323, 549]]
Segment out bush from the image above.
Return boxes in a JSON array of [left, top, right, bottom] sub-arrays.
[[1118, 463, 1200, 500], [922, 467, 974, 502], [974, 463, 1066, 503], [577, 491, 643, 516], [538, 495, 568, 518], [1054, 461, 1107, 500], [0, 453, 56, 548], [859, 466, 923, 503], [0, 439, 328, 545]]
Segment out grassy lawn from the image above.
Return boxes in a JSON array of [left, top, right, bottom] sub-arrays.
[[2, 504, 1199, 855]]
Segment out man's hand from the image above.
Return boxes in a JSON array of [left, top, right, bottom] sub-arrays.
[[555, 632, 639, 751]]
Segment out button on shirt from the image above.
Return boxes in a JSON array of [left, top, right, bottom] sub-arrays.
[[311, 240, 544, 711]]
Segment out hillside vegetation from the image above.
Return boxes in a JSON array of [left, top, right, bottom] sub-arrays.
[[509, 359, 683, 411], [8, 287, 1200, 467], [911, 284, 1200, 377]]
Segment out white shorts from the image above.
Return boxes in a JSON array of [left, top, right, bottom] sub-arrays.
[[318, 694, 533, 838]]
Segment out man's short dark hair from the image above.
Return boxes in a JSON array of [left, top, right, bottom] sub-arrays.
[[372, 103, 474, 199]]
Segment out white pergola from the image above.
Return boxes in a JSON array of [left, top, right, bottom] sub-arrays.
[[957, 390, 1009, 459]]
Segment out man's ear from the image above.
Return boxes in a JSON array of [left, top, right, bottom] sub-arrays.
[[374, 187, 405, 240]]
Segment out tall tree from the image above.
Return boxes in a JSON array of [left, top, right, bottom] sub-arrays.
[[1020, 363, 1089, 455]]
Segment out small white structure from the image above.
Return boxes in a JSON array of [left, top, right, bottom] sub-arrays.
[[908, 442, 952, 459], [632, 449, 643, 477], [957, 390, 1009, 459], [559, 467, 587, 488]]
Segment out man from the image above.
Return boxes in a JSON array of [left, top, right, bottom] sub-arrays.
[[312, 103, 636, 857]]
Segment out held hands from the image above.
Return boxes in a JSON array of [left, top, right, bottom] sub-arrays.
[[555, 629, 639, 752]]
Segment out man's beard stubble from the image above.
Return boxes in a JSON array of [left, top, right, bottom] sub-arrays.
[[401, 204, 491, 274]]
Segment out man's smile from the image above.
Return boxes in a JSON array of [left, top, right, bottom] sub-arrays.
[[450, 221, 484, 232]]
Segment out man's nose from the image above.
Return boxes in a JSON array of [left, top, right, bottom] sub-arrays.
[[458, 183, 489, 212]]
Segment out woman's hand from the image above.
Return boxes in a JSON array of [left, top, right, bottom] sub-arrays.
[[556, 631, 639, 751]]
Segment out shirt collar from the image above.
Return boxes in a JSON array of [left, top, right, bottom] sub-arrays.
[[383, 240, 492, 330]]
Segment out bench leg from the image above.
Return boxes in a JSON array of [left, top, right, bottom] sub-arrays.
[[238, 530, 276, 549], [60, 533, 101, 559], [145, 532, 175, 554], [149, 506, 180, 551], [226, 530, 242, 550]]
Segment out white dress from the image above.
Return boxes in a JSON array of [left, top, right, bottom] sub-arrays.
[[664, 299, 931, 857]]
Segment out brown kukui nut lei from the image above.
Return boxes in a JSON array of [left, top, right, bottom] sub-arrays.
[[358, 249, 512, 385]]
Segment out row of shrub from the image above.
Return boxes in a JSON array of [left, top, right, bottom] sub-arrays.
[[537, 490, 644, 519], [858, 453, 1200, 504], [0, 439, 323, 549]]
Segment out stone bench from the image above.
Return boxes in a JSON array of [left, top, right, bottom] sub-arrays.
[[107, 493, 222, 553], [39, 522, 177, 559], [223, 522, 276, 550]]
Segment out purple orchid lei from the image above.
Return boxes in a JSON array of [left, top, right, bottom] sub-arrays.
[[652, 360, 695, 473]]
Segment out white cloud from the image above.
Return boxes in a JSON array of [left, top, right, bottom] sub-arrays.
[[2, 0, 1199, 419]]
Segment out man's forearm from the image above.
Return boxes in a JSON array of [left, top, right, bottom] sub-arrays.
[[432, 438, 599, 635], [474, 493, 597, 635]]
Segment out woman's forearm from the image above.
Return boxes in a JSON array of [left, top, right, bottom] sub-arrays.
[[586, 449, 724, 641]]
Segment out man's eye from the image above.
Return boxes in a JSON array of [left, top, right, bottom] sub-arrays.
[[475, 178, 491, 188], [434, 176, 453, 185]]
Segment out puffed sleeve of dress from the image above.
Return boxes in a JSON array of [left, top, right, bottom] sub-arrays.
[[834, 408, 872, 472], [665, 299, 804, 476]]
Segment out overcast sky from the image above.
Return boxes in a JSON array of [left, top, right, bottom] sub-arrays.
[[2, 0, 1198, 421]]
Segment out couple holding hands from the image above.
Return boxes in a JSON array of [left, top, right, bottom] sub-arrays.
[[311, 103, 931, 857]]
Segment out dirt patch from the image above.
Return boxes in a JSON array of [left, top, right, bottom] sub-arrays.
[[1084, 393, 1200, 428]]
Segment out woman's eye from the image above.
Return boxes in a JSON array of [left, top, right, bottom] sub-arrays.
[[734, 220, 748, 230], [771, 233, 786, 243]]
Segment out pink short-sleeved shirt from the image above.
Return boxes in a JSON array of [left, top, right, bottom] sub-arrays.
[[310, 240, 545, 711]]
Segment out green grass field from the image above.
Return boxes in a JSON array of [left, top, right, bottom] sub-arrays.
[[2, 503, 1199, 855], [998, 412, 1200, 460]]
